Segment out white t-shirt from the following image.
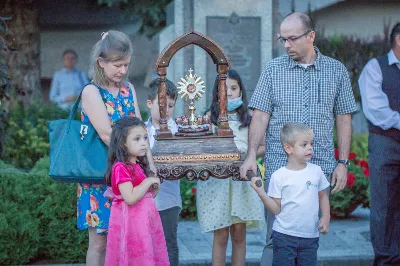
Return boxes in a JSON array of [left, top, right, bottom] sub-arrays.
[[268, 163, 330, 238], [300, 63, 312, 68], [146, 117, 182, 211]]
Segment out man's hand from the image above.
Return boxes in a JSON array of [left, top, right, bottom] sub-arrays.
[[151, 179, 161, 197], [146, 177, 160, 197], [317, 216, 330, 234], [250, 176, 264, 194], [331, 164, 347, 193], [149, 164, 158, 178], [240, 157, 257, 180]]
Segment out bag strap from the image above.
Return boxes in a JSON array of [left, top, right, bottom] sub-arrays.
[[68, 82, 100, 120], [67, 71, 86, 120], [78, 71, 85, 89], [67, 82, 98, 131], [68, 88, 84, 121]]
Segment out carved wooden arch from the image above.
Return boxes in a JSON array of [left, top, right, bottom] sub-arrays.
[[155, 31, 233, 139]]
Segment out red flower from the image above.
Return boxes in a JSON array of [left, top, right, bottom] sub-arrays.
[[334, 148, 339, 160], [191, 187, 197, 194], [90, 195, 99, 211], [349, 152, 357, 161], [363, 168, 370, 178], [120, 84, 130, 97], [355, 159, 360, 165], [120, 88, 129, 97], [360, 160, 369, 169], [346, 173, 356, 187]]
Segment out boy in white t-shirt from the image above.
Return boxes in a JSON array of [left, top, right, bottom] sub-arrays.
[[146, 78, 182, 266], [251, 122, 330, 266]]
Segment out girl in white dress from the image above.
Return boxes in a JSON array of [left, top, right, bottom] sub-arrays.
[[196, 69, 265, 266]]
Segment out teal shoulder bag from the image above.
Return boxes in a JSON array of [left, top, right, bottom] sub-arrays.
[[48, 89, 107, 183]]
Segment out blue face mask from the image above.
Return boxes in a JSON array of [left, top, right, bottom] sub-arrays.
[[227, 95, 243, 111]]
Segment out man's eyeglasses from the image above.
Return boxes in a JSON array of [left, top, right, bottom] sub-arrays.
[[277, 30, 312, 44]]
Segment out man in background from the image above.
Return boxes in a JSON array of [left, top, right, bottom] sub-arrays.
[[49, 49, 89, 110]]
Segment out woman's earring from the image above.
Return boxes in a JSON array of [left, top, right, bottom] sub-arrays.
[[101, 69, 105, 78]]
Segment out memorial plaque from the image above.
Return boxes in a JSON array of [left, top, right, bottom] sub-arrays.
[[206, 13, 261, 104]]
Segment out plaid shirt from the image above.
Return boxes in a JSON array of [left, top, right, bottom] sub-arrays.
[[249, 47, 357, 178]]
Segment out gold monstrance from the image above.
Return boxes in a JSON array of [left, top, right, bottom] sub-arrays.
[[177, 68, 205, 126]]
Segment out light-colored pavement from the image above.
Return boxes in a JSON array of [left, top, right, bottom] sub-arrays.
[[23, 207, 373, 266]]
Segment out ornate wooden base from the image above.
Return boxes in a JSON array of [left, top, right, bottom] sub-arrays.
[[152, 134, 245, 182], [175, 131, 213, 137], [177, 126, 210, 133], [156, 162, 242, 181]]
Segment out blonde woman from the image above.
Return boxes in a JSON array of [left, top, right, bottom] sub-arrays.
[[76, 30, 157, 266]]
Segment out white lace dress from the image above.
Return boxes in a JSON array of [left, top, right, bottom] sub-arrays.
[[196, 113, 265, 232]]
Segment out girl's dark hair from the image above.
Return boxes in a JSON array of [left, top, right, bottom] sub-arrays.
[[104, 117, 149, 186], [206, 69, 252, 129]]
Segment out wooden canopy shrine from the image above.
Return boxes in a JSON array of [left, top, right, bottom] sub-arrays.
[[152, 31, 246, 182]]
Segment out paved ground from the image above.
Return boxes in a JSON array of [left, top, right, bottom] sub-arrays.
[[177, 207, 373, 265], [23, 207, 373, 266]]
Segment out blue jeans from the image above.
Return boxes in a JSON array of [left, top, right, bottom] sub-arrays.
[[272, 231, 319, 266]]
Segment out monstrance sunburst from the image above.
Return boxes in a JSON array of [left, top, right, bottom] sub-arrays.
[[177, 68, 205, 126]]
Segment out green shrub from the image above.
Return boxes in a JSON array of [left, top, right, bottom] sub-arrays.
[[0, 169, 40, 264], [316, 36, 389, 102], [179, 179, 197, 220], [330, 134, 370, 218], [351, 134, 368, 160], [2, 101, 149, 170], [1, 101, 69, 169], [330, 153, 370, 218], [0, 158, 87, 264]]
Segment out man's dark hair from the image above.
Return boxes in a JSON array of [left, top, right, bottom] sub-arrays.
[[148, 78, 178, 102], [284, 12, 315, 31], [390, 22, 400, 48], [63, 49, 78, 58]]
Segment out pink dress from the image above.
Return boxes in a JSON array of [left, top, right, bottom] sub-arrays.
[[105, 162, 169, 266]]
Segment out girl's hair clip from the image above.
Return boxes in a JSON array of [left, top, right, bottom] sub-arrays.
[[101, 32, 109, 40]]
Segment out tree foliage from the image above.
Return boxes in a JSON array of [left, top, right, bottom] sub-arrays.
[[0, 16, 12, 156], [98, 0, 173, 37]]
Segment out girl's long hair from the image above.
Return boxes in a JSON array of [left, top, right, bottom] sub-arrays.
[[104, 117, 149, 186], [206, 69, 252, 129]]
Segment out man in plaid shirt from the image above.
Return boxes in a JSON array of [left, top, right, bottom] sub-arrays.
[[240, 12, 357, 265]]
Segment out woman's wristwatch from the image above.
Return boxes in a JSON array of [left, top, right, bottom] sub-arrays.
[[337, 159, 350, 168]]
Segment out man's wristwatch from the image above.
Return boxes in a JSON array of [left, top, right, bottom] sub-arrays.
[[337, 159, 350, 168]]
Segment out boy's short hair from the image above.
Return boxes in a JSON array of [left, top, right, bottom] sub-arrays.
[[280, 122, 313, 146], [148, 78, 178, 102]]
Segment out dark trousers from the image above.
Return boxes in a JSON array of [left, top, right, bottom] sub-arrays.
[[159, 206, 181, 266], [369, 133, 400, 266], [272, 231, 319, 266]]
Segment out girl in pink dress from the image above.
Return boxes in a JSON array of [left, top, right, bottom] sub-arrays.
[[104, 116, 169, 266]]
